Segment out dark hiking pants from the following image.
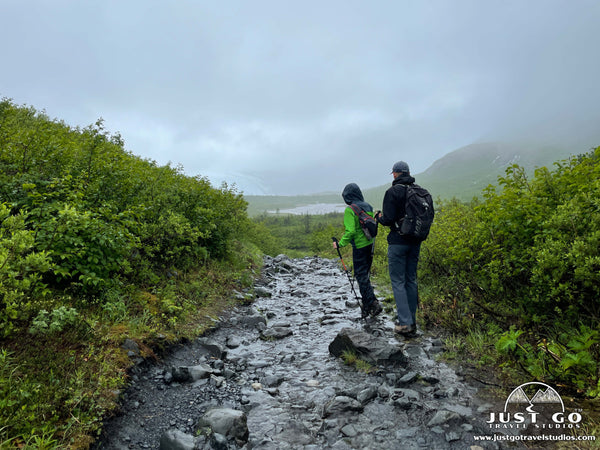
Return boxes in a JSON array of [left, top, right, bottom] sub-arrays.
[[353, 243, 376, 308]]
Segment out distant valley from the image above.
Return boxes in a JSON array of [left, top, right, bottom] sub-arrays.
[[245, 142, 580, 216]]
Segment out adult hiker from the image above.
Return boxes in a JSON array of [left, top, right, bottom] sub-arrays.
[[332, 183, 383, 318], [375, 161, 434, 337]]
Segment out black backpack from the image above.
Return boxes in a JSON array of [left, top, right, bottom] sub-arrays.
[[397, 184, 434, 241], [349, 204, 378, 240]]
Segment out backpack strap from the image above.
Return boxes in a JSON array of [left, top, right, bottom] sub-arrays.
[[390, 184, 409, 229], [348, 203, 361, 216]]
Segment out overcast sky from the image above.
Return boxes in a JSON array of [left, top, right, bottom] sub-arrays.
[[2, 0, 599, 195]]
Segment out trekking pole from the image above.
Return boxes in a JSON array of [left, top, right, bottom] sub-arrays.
[[332, 237, 366, 318]]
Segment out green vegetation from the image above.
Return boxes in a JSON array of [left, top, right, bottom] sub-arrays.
[[251, 211, 342, 257], [0, 99, 266, 448], [419, 148, 600, 397], [341, 349, 373, 374], [2, 97, 598, 447]]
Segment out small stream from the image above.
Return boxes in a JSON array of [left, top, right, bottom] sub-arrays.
[[94, 255, 507, 449]]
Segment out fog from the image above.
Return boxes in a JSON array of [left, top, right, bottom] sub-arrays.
[[1, 0, 599, 194]]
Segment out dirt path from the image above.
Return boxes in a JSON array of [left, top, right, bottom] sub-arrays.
[[94, 255, 507, 449]]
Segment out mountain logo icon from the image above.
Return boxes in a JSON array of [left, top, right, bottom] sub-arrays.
[[504, 382, 564, 412]]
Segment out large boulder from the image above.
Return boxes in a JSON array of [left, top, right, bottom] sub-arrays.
[[197, 338, 227, 359], [196, 407, 249, 446], [159, 429, 196, 450], [329, 327, 407, 366], [171, 363, 213, 382]]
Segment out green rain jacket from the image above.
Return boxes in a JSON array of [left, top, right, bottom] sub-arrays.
[[338, 183, 375, 250]]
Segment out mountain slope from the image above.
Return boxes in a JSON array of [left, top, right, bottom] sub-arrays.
[[364, 142, 576, 207], [247, 142, 579, 215]]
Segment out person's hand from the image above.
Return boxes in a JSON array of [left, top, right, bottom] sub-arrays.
[[375, 211, 382, 219], [332, 241, 339, 249]]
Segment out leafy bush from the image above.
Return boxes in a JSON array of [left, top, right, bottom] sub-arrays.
[[0, 98, 265, 446], [0, 98, 251, 301], [0, 203, 52, 336], [420, 147, 600, 396]]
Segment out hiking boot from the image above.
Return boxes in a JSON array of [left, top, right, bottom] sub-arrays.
[[369, 300, 383, 317], [394, 322, 417, 337], [360, 305, 369, 319]]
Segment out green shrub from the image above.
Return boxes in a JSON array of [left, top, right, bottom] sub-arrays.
[[0, 203, 52, 336], [419, 147, 600, 396]]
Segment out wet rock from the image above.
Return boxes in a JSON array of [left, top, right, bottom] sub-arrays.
[[328, 327, 407, 366], [260, 373, 284, 387], [393, 397, 413, 410], [271, 419, 314, 446], [121, 338, 140, 355], [254, 286, 272, 298], [397, 370, 419, 386], [323, 395, 363, 417], [356, 385, 378, 404], [260, 326, 293, 340], [422, 375, 440, 385], [209, 432, 228, 450], [427, 409, 462, 427], [159, 428, 196, 450], [197, 338, 227, 359], [171, 363, 213, 382], [446, 430, 462, 442], [340, 423, 358, 437], [238, 312, 267, 328], [196, 407, 249, 446]]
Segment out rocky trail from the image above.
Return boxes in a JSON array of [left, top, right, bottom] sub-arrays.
[[93, 255, 507, 450]]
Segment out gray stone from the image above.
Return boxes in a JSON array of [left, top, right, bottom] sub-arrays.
[[240, 313, 267, 328], [461, 423, 474, 432], [254, 286, 272, 297], [323, 395, 363, 417], [171, 363, 213, 383], [329, 327, 407, 366], [261, 326, 293, 340], [331, 439, 354, 449], [197, 338, 227, 359], [189, 363, 213, 381], [340, 424, 358, 437], [357, 385, 378, 404], [446, 431, 462, 442], [121, 338, 140, 354], [394, 397, 413, 410], [427, 409, 461, 427], [397, 371, 419, 386], [377, 385, 392, 398], [159, 429, 195, 450], [209, 433, 228, 450], [261, 374, 285, 387], [394, 388, 420, 401], [395, 427, 419, 439], [225, 336, 241, 348], [446, 403, 473, 418], [272, 420, 314, 446], [197, 407, 249, 445]]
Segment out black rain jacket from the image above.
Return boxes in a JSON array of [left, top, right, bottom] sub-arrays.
[[377, 174, 421, 245]]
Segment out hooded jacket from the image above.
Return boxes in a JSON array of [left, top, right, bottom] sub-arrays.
[[377, 174, 420, 245], [338, 183, 375, 249]]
